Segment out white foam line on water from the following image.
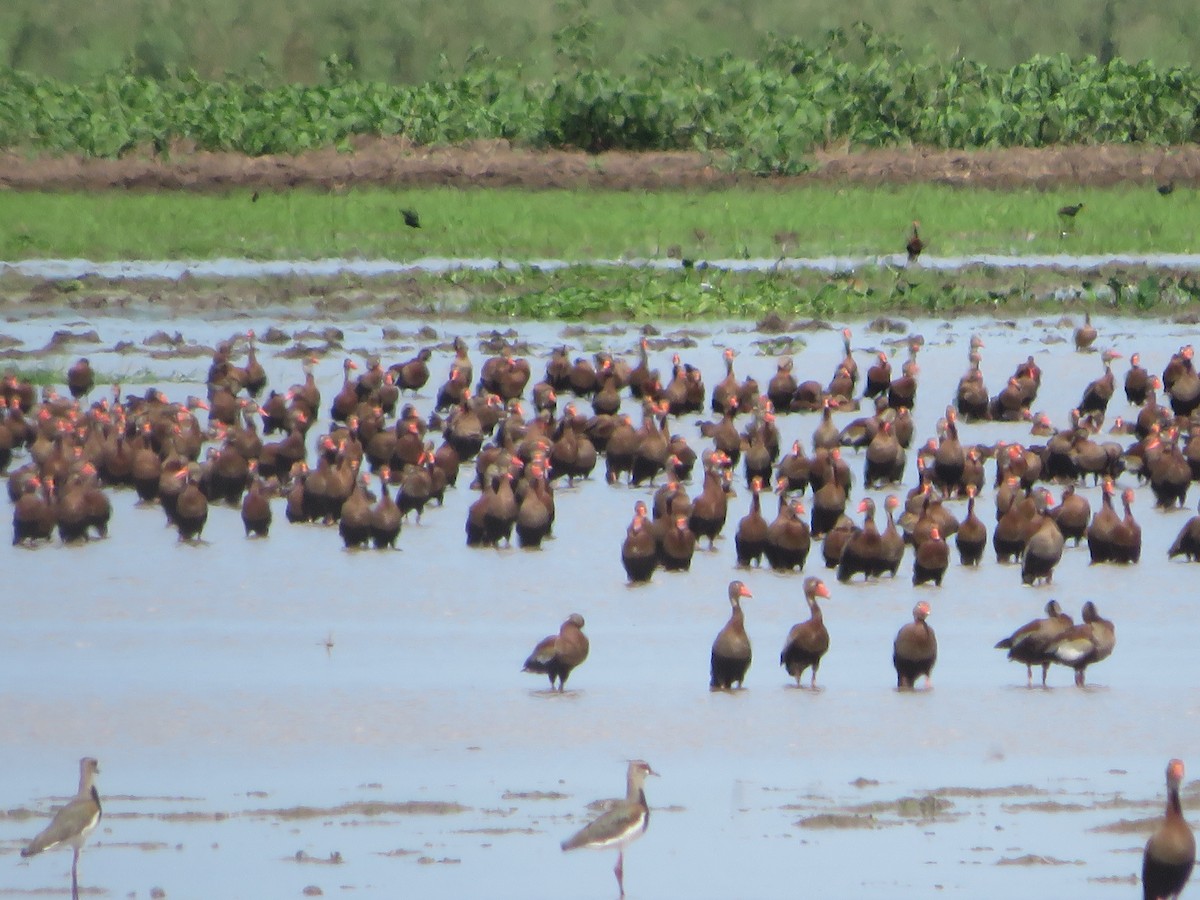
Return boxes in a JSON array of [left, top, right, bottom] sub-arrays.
[[5, 252, 1200, 280]]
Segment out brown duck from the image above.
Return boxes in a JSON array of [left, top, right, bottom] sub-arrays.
[[711, 580, 753, 690], [523, 613, 589, 691], [780, 577, 831, 688]]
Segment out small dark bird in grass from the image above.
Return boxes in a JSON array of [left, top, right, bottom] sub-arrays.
[[905, 220, 923, 265], [1058, 202, 1085, 219], [402, 208, 421, 228], [1158, 181, 1176, 196], [251, 190, 260, 203]]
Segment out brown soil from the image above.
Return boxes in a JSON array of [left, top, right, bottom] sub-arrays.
[[1, 138, 1198, 192]]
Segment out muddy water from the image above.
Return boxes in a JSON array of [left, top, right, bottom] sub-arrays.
[[0, 307, 1196, 898]]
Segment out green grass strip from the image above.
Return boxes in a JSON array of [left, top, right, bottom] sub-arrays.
[[3, 184, 1197, 262]]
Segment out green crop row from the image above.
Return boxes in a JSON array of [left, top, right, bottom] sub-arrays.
[[3, 24, 1199, 173]]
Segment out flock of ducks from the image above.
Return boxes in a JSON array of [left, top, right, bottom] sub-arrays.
[[8, 312, 1200, 897]]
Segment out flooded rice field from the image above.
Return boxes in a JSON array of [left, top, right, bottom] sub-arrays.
[[0, 300, 1198, 898]]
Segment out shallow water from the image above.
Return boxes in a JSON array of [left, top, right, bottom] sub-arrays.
[[8, 250, 1200, 281], [0, 307, 1196, 898]]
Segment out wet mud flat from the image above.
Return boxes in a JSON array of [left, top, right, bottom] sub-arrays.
[[1, 302, 1199, 897]]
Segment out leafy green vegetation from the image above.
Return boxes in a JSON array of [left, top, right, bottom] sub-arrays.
[[2, 26, 1200, 173], [2, 0, 1198, 84], [2, 184, 1198, 263]]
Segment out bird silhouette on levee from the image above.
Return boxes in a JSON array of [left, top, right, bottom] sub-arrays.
[[905, 220, 923, 265], [894, 601, 936, 690], [780, 577, 830, 689], [523, 613, 589, 692], [22, 757, 101, 900], [561, 760, 657, 898], [710, 580, 752, 690], [994, 599, 1074, 687], [1143, 758, 1195, 900]]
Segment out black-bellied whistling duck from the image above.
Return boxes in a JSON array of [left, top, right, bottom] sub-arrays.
[[465, 467, 494, 546], [1074, 311, 1097, 351], [838, 396, 883, 450], [515, 460, 553, 549], [604, 414, 637, 484], [887, 345, 919, 410], [285, 462, 309, 524], [913, 526, 949, 586], [776, 440, 811, 494], [241, 462, 272, 538], [863, 351, 891, 400], [481, 465, 519, 547], [1169, 346, 1200, 416], [893, 600, 936, 689], [811, 400, 840, 452], [689, 454, 731, 550], [12, 476, 54, 545], [368, 467, 401, 548], [699, 399, 741, 466], [1049, 483, 1089, 547], [592, 362, 621, 417], [1149, 431, 1191, 510], [560, 759, 657, 898], [53, 473, 89, 544], [627, 337, 653, 399], [1143, 758, 1196, 900], [78, 462, 111, 540], [781, 577, 831, 688], [568, 355, 599, 398], [436, 366, 468, 412], [734, 477, 769, 567], [391, 347, 433, 394], [767, 357, 797, 411], [837, 497, 885, 582], [821, 514, 855, 569], [711, 580, 752, 690], [1078, 348, 1121, 417], [523, 613, 589, 691], [836, 328, 858, 394], [174, 463, 208, 541], [659, 515, 697, 571], [630, 400, 669, 486], [338, 473, 373, 549], [240, 331, 267, 397], [621, 501, 657, 583], [994, 599, 1074, 687], [1169, 498, 1200, 562], [827, 364, 854, 401], [66, 358, 94, 400], [863, 420, 905, 488], [875, 494, 902, 576], [445, 389, 486, 461], [1087, 479, 1122, 563], [711, 348, 738, 415], [1047, 600, 1115, 687], [330, 358, 360, 423], [1125, 352, 1150, 404], [765, 484, 810, 571], [956, 341, 989, 421], [810, 453, 847, 538], [739, 412, 777, 489], [905, 221, 923, 264], [955, 485, 986, 566], [1021, 510, 1065, 586], [989, 376, 1027, 422], [1110, 486, 1142, 563]]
